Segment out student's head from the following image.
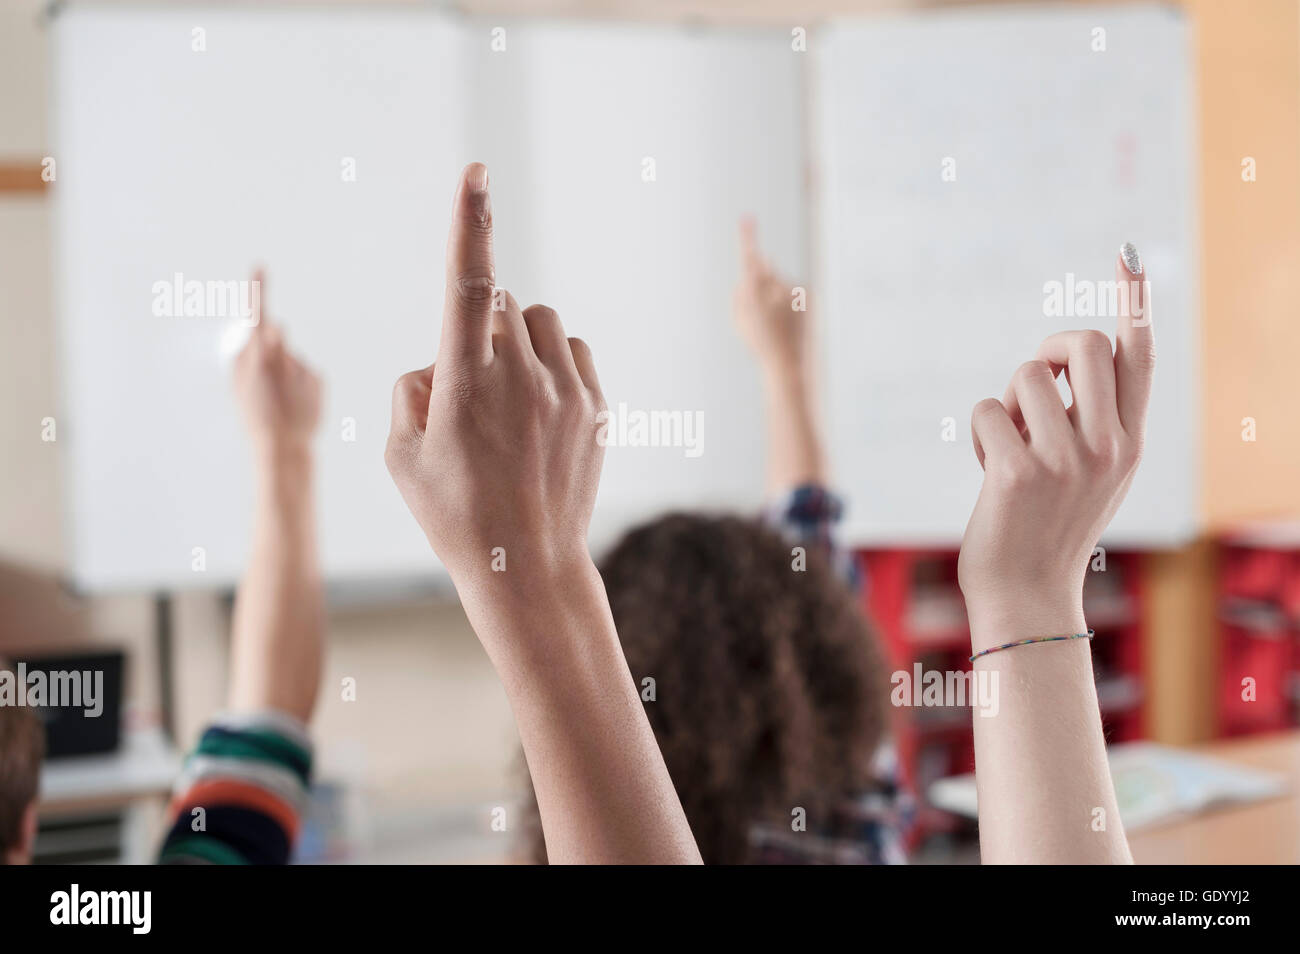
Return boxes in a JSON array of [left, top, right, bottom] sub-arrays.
[[520, 513, 885, 864], [0, 660, 44, 865]]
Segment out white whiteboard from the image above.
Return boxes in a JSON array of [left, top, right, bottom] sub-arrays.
[[52, 4, 1197, 592], [51, 6, 804, 590], [814, 5, 1199, 547]]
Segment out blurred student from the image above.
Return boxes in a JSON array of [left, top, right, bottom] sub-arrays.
[[158, 271, 325, 864], [517, 220, 907, 864], [385, 163, 701, 864], [0, 659, 43, 865]]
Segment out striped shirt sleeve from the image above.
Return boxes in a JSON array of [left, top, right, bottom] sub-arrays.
[[158, 709, 312, 865]]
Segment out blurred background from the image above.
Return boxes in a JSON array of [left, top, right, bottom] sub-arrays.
[[1, 0, 1298, 864]]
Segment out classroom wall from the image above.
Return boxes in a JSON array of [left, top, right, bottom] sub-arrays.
[[1190, 0, 1300, 529], [0, 0, 60, 571], [1144, 0, 1300, 746]]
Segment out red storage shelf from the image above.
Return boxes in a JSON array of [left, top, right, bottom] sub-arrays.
[[1218, 526, 1300, 737], [1218, 623, 1291, 734]]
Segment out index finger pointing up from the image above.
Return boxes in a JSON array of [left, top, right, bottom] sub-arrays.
[[739, 217, 768, 278], [439, 162, 496, 366], [1114, 242, 1155, 436]]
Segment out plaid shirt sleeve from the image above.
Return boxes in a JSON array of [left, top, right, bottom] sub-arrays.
[[762, 482, 860, 591], [158, 709, 312, 865]]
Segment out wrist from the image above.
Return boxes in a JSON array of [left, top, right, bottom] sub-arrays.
[[254, 445, 315, 519], [455, 552, 618, 673], [761, 363, 819, 427], [255, 442, 313, 482], [452, 546, 602, 626], [964, 590, 1087, 654], [760, 358, 809, 396]]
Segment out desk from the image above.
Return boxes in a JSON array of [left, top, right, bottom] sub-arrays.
[[1128, 731, 1300, 864], [35, 725, 179, 863], [39, 725, 179, 817]]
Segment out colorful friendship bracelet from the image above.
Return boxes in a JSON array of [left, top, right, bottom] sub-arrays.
[[969, 630, 1095, 662]]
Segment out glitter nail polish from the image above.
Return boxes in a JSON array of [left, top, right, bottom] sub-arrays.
[[1120, 242, 1143, 275]]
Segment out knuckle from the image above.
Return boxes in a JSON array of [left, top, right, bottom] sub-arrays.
[[1016, 359, 1053, 383], [552, 368, 584, 398], [1079, 329, 1113, 358], [383, 434, 408, 476], [452, 272, 496, 306], [1087, 435, 1122, 470], [392, 370, 417, 397], [994, 455, 1036, 489], [529, 368, 561, 408], [526, 304, 560, 324], [560, 390, 589, 423], [391, 369, 426, 404], [971, 397, 1003, 425]]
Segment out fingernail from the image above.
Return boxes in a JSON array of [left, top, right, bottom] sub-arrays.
[[465, 163, 490, 225], [1120, 241, 1143, 276], [467, 162, 489, 194]]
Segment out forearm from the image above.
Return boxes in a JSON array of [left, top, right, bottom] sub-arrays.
[[761, 365, 827, 495], [967, 597, 1131, 864], [229, 448, 325, 722], [462, 559, 702, 865]]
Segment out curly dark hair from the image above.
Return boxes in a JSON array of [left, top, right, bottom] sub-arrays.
[[518, 513, 886, 864]]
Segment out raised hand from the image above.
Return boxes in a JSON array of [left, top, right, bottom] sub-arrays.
[[233, 269, 323, 457], [384, 164, 606, 603], [733, 217, 810, 379], [733, 218, 827, 494], [958, 246, 1154, 639]]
